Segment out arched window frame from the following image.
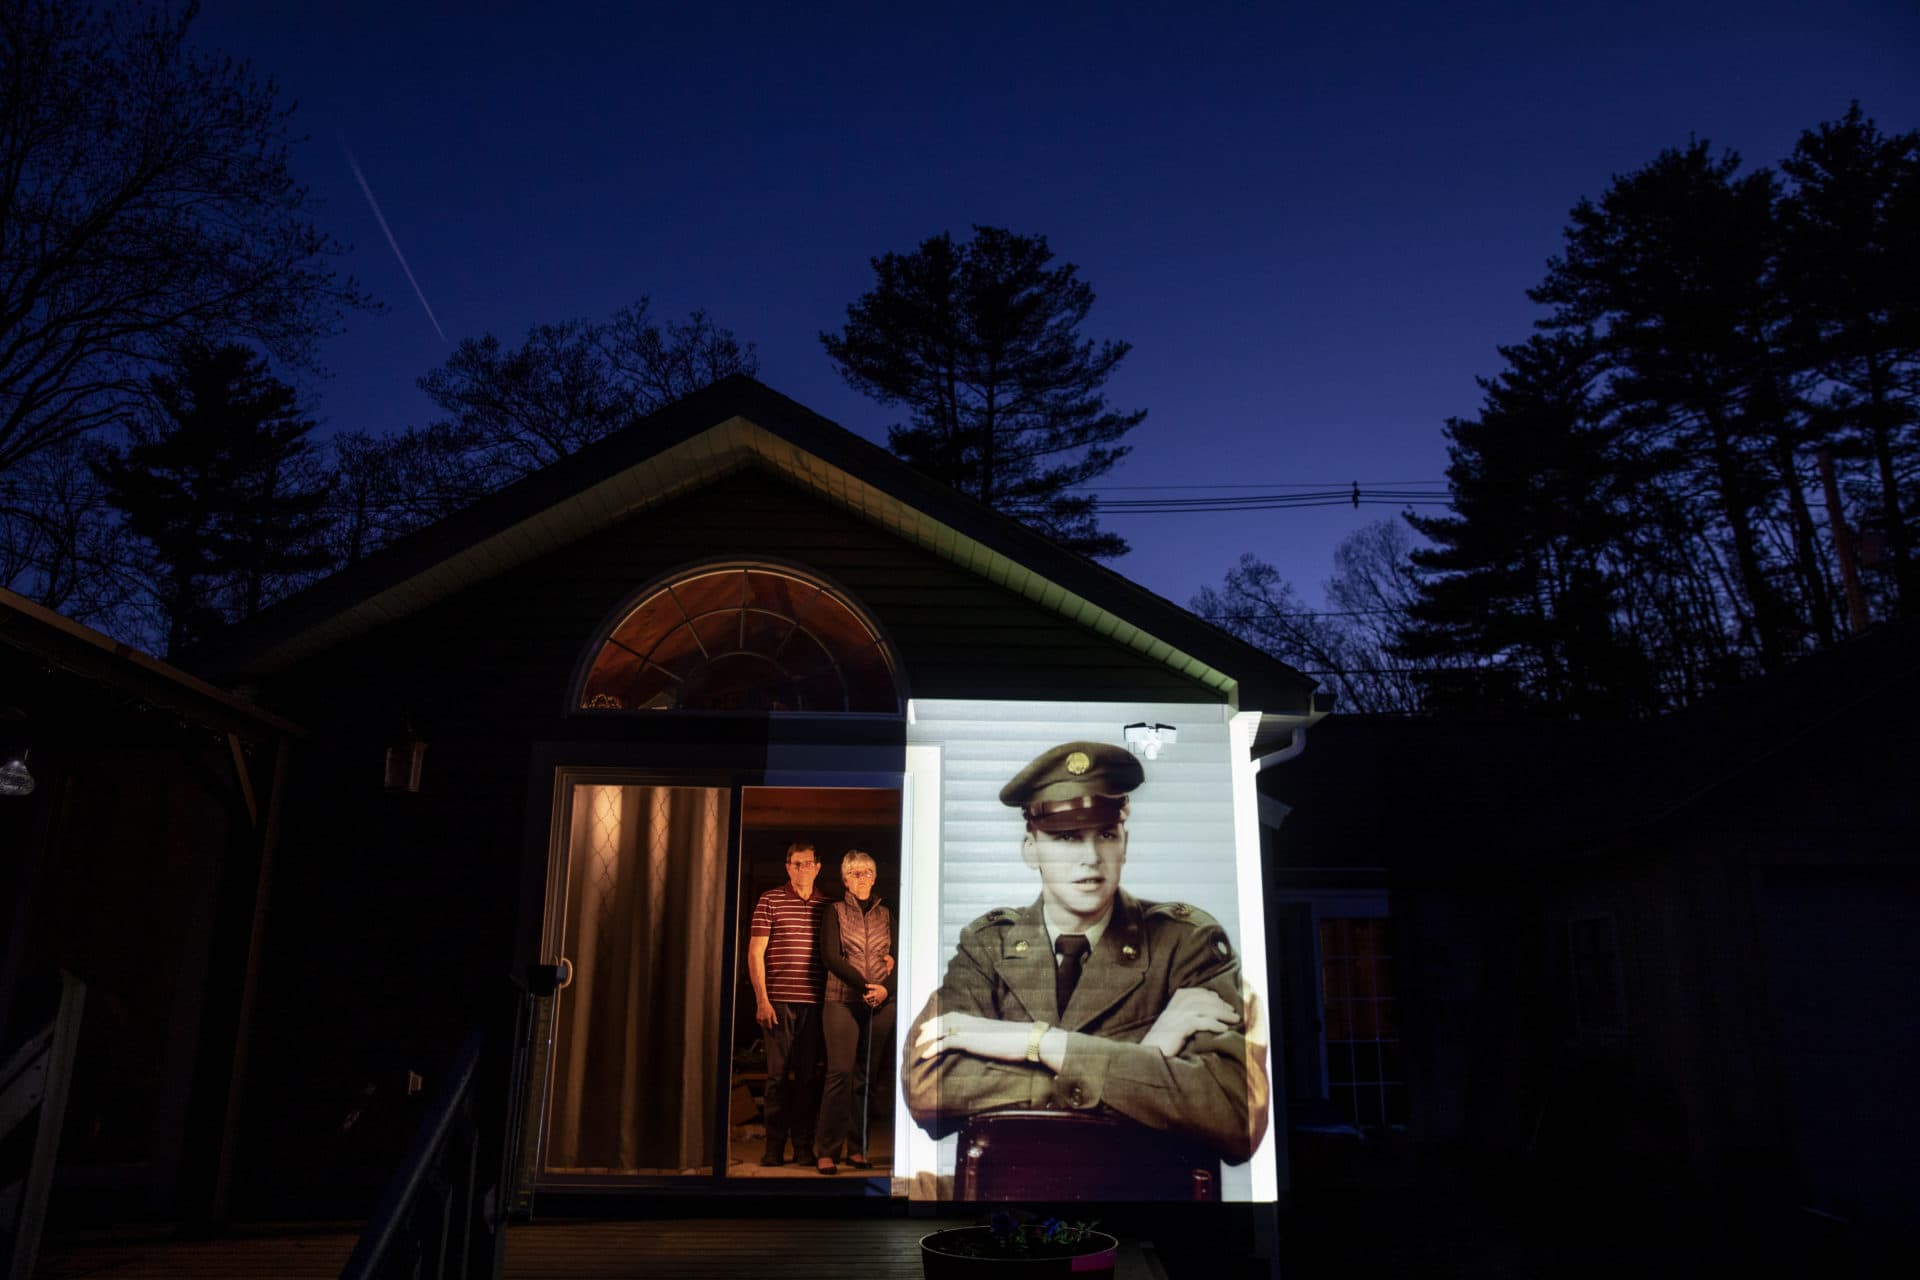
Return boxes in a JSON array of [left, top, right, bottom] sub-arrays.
[[567, 560, 907, 717]]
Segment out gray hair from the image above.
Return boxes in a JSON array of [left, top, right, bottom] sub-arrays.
[[840, 849, 876, 875]]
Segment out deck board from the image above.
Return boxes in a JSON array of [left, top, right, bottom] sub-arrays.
[[40, 1218, 1163, 1278]]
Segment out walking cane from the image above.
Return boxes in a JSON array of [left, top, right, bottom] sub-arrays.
[[859, 996, 874, 1161]]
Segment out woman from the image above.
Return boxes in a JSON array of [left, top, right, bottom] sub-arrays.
[[813, 848, 895, 1174]]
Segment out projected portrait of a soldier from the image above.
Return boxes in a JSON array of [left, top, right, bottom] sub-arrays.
[[904, 741, 1261, 1166]]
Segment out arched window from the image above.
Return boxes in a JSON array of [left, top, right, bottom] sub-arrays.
[[576, 566, 901, 713]]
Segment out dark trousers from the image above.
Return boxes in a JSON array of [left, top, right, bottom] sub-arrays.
[[763, 1001, 823, 1156], [814, 999, 896, 1158]]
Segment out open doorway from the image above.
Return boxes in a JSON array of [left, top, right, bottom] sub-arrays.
[[728, 786, 902, 1180]]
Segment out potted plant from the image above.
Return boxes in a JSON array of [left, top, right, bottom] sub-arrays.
[[921, 1210, 1120, 1277]]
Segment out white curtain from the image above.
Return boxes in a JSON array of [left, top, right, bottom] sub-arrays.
[[546, 784, 726, 1172]]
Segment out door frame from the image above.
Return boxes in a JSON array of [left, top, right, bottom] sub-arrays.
[[524, 762, 910, 1193]]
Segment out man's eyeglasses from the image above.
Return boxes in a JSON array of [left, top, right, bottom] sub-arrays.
[[787, 858, 817, 868]]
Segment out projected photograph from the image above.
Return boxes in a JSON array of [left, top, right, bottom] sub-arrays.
[[901, 701, 1272, 1201]]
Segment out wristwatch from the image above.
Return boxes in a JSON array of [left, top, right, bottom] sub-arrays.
[[1026, 1020, 1050, 1063]]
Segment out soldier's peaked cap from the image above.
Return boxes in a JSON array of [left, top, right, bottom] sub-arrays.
[[1000, 741, 1144, 832]]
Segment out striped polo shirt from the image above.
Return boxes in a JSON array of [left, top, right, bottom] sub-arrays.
[[751, 884, 827, 1004]]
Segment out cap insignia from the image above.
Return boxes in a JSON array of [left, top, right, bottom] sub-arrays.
[[1066, 751, 1091, 775]]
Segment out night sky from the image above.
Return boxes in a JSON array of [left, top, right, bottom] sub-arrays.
[[196, 1, 1920, 612]]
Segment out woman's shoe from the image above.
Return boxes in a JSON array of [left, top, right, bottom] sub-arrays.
[[816, 1157, 839, 1175]]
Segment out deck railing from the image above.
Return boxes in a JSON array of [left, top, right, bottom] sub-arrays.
[[340, 973, 545, 1280], [1, 971, 85, 1280]]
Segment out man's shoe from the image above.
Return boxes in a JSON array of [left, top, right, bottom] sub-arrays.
[[758, 1151, 786, 1167]]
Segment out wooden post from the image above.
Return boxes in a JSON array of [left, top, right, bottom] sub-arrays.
[[1817, 448, 1871, 635], [1, 971, 85, 1280]]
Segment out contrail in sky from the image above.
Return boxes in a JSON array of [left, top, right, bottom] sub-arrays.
[[341, 138, 448, 343]]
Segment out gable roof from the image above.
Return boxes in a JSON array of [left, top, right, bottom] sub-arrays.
[[193, 376, 1321, 718], [1262, 614, 1920, 872]]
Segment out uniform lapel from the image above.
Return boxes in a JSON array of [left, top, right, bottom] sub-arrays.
[[992, 899, 1057, 1022], [1061, 891, 1147, 1031]]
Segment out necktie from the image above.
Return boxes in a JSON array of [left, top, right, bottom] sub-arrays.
[[1055, 934, 1091, 1018]]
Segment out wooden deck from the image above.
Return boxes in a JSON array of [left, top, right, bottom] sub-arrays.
[[39, 1218, 1169, 1278]]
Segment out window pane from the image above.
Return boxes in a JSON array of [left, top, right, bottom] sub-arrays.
[[670, 570, 748, 620], [739, 608, 794, 659], [581, 642, 645, 709], [545, 784, 727, 1175], [1376, 998, 1398, 1038], [606, 589, 687, 659], [1349, 999, 1377, 1039]]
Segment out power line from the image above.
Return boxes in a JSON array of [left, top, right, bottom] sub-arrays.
[[1072, 480, 1448, 491], [1199, 609, 1402, 620]]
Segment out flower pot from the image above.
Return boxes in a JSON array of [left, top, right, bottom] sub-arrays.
[[919, 1226, 1120, 1278]]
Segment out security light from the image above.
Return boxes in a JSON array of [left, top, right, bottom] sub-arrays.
[[1122, 722, 1178, 760]]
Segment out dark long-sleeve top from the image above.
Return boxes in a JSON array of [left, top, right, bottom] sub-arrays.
[[818, 894, 896, 1002]]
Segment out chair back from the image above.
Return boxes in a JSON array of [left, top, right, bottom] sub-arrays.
[[952, 1109, 1221, 1201]]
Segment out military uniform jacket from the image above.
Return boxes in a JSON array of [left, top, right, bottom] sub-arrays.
[[903, 890, 1256, 1163]]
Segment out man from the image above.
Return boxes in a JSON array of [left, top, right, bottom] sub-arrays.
[[748, 841, 829, 1166], [904, 741, 1265, 1172]]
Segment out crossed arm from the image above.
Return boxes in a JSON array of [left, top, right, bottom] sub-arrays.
[[902, 939, 1261, 1162]]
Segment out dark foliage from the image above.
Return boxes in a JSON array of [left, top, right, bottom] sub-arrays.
[[327, 300, 757, 562], [1209, 104, 1919, 718], [92, 342, 331, 656], [0, 0, 373, 475], [823, 226, 1144, 559]]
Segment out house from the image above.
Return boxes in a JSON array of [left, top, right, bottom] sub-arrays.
[[0, 588, 297, 1232], [159, 375, 1330, 1254], [1260, 618, 1920, 1234]]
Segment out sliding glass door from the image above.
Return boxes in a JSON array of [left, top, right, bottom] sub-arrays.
[[542, 782, 729, 1176]]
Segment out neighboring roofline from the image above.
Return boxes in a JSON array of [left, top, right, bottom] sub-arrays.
[[192, 376, 1321, 716], [0, 588, 303, 742], [1560, 621, 1920, 864]]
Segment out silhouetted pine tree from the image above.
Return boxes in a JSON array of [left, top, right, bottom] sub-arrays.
[[1531, 140, 1830, 668], [93, 343, 332, 655], [823, 227, 1144, 559], [1779, 103, 1920, 617], [1398, 333, 1659, 716]]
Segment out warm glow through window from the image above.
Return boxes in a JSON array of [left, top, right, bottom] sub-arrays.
[[578, 567, 899, 713]]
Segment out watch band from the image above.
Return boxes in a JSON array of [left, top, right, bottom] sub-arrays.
[[1026, 1020, 1050, 1063]]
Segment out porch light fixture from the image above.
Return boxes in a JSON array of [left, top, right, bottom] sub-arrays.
[[1122, 721, 1178, 760], [384, 730, 428, 793], [0, 703, 30, 797], [0, 749, 32, 797]]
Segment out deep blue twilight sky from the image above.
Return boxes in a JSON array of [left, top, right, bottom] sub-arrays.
[[196, 1, 1920, 613]]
